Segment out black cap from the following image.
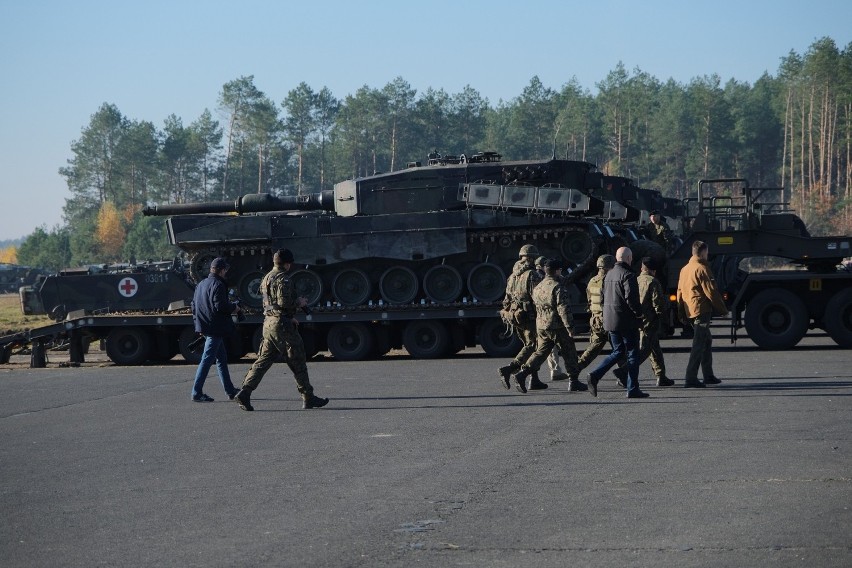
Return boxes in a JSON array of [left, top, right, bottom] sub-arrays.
[[641, 256, 657, 271], [650, 209, 660, 216], [210, 257, 229, 270], [545, 258, 563, 270]]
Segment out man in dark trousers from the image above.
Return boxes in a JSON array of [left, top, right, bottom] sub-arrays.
[[190, 257, 242, 402], [235, 249, 329, 411], [587, 246, 649, 399], [677, 240, 729, 387]]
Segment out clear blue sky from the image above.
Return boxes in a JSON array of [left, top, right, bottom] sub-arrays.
[[1, 0, 850, 241]]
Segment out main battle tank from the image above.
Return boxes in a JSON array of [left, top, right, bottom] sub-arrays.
[[144, 152, 665, 309]]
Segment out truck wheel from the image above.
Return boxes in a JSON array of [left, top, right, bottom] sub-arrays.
[[403, 320, 450, 359], [178, 327, 203, 364], [105, 327, 151, 366], [744, 288, 809, 349], [327, 322, 374, 361], [478, 318, 522, 358], [823, 288, 852, 347]]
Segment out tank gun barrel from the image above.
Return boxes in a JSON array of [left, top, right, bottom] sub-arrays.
[[142, 191, 335, 216]]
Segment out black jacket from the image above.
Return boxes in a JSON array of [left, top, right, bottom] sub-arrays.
[[602, 261, 643, 332], [192, 273, 235, 337]]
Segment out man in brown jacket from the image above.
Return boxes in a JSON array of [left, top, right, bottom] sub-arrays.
[[676, 240, 729, 387]]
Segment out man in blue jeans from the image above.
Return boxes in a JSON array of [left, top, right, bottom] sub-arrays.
[[190, 257, 242, 402], [587, 246, 649, 399]]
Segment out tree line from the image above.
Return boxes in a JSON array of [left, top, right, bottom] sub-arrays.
[[15, 37, 852, 272]]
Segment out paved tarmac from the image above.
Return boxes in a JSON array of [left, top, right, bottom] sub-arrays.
[[0, 333, 850, 567]]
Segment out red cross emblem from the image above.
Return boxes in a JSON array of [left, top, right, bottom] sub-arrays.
[[118, 277, 138, 298]]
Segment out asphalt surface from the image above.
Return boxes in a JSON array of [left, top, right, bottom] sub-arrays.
[[1, 333, 850, 567]]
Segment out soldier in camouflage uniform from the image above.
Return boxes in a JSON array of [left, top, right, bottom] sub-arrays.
[[644, 210, 671, 251], [637, 257, 674, 386], [510, 259, 586, 392], [235, 249, 329, 411], [498, 244, 548, 391], [535, 256, 570, 382], [577, 254, 628, 386]]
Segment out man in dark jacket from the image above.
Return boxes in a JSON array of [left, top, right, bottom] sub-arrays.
[[587, 247, 649, 399], [190, 257, 242, 402]]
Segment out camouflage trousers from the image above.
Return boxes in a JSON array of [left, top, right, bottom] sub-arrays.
[[521, 327, 579, 379], [242, 316, 313, 399], [639, 320, 666, 379], [509, 321, 538, 370], [577, 314, 626, 371]]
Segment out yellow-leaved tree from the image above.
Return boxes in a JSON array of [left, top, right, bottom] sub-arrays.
[[0, 246, 18, 264], [96, 201, 126, 260]]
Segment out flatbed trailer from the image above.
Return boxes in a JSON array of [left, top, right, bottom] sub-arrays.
[[0, 301, 525, 368]]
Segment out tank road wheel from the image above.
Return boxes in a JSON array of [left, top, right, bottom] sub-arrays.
[[423, 265, 463, 303], [178, 326, 203, 364], [467, 263, 506, 303], [105, 327, 151, 366], [189, 252, 217, 283], [290, 269, 323, 306], [561, 231, 596, 267], [379, 266, 419, 305], [478, 318, 522, 358], [327, 322, 374, 361], [332, 269, 371, 306], [744, 288, 809, 349], [823, 288, 852, 347], [402, 320, 450, 359], [238, 271, 265, 309]]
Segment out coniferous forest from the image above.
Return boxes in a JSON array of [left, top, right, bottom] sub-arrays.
[[14, 37, 852, 271]]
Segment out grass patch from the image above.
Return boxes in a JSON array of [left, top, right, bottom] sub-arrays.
[[0, 293, 51, 334]]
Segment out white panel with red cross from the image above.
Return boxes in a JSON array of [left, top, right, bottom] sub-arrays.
[[118, 277, 139, 298]]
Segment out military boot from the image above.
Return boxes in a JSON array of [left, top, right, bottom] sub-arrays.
[[235, 387, 254, 411], [510, 368, 529, 393], [303, 394, 329, 409], [567, 376, 588, 392], [527, 371, 548, 391], [498, 363, 519, 390], [656, 376, 675, 387], [551, 372, 569, 381]]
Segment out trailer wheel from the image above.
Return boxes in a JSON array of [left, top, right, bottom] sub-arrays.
[[744, 288, 809, 349], [403, 320, 450, 359], [178, 327, 203, 364], [823, 288, 852, 347], [327, 322, 374, 361], [105, 327, 151, 366], [478, 318, 522, 358]]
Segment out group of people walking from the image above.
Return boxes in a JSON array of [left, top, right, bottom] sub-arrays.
[[186, 237, 728, 407], [499, 239, 728, 399]]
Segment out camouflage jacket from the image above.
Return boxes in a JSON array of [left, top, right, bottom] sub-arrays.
[[503, 259, 541, 315], [533, 275, 573, 331], [261, 266, 297, 319], [645, 222, 670, 248], [637, 272, 664, 323]]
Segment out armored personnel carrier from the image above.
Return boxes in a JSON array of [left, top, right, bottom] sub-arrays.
[[144, 152, 635, 310]]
